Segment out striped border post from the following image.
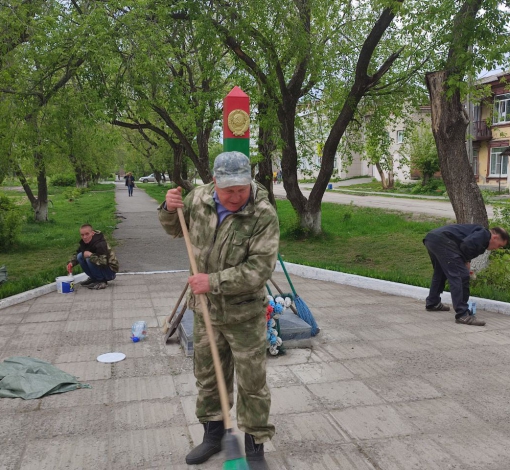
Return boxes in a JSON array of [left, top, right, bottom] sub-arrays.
[[223, 86, 250, 157]]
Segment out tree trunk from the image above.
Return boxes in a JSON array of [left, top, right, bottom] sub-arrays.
[[69, 154, 88, 188], [426, 70, 488, 226], [172, 143, 194, 192], [387, 170, 394, 189], [34, 152, 48, 221], [299, 205, 322, 234], [75, 170, 88, 188], [375, 162, 388, 189], [255, 101, 277, 207]]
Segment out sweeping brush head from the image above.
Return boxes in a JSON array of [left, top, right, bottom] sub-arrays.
[[222, 430, 249, 470]]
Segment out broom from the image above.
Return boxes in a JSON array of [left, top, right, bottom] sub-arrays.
[[177, 208, 248, 470], [277, 253, 320, 336]]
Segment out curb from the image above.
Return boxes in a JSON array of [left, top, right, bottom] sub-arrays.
[[2, 265, 509, 316], [0, 273, 87, 310], [274, 262, 510, 316], [0, 271, 188, 310]]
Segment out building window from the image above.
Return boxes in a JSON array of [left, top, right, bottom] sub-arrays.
[[396, 130, 404, 144], [472, 149, 478, 176], [493, 94, 510, 124], [489, 147, 508, 176]]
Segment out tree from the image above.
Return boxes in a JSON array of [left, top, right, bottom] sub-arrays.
[[400, 122, 439, 186], [425, 0, 509, 226], [0, 1, 95, 220], [205, 0, 425, 234], [100, 6, 235, 188]]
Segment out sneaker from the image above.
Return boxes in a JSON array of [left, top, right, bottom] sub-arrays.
[[81, 277, 97, 286], [87, 282, 108, 290], [455, 314, 485, 326], [426, 302, 450, 311]]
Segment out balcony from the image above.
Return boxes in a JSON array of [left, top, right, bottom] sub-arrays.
[[472, 121, 492, 141]]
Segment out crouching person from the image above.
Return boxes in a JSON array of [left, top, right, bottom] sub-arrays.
[[67, 224, 119, 290]]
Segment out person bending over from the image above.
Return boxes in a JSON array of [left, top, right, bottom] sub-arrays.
[[423, 224, 508, 326]]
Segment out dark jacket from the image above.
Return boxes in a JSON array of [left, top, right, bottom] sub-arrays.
[[69, 231, 119, 272], [125, 175, 135, 187], [424, 224, 491, 262]]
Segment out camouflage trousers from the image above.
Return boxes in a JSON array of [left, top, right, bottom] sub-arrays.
[[193, 309, 275, 443]]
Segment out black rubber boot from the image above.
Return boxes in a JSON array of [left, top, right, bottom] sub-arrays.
[[245, 433, 269, 470], [185, 421, 224, 465]]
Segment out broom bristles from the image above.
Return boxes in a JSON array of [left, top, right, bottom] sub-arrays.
[[222, 430, 249, 470], [295, 296, 319, 336]]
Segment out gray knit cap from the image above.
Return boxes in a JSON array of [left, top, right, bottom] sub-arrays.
[[213, 151, 252, 188]]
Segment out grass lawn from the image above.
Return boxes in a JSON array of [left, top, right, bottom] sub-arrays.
[[0, 183, 117, 299], [277, 200, 445, 288]]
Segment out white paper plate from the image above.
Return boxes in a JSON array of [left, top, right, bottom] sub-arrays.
[[97, 352, 126, 363]]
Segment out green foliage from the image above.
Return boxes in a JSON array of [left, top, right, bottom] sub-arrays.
[[491, 203, 510, 232], [0, 193, 24, 251], [62, 187, 86, 201], [471, 250, 510, 296], [409, 179, 444, 195], [481, 189, 495, 205], [51, 174, 75, 187], [399, 122, 439, 184]]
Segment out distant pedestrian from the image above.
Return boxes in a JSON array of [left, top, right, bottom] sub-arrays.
[[277, 169, 282, 184], [125, 172, 135, 196], [423, 224, 508, 326], [273, 171, 277, 184], [67, 224, 119, 290]]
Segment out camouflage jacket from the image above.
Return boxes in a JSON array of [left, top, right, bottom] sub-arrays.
[[158, 181, 279, 325], [69, 231, 119, 273]]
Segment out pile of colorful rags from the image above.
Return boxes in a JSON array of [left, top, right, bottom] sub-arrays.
[[266, 294, 293, 356]]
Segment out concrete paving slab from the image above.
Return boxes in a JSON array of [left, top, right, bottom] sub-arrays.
[[331, 404, 418, 439], [109, 426, 191, 468], [20, 435, 109, 470]]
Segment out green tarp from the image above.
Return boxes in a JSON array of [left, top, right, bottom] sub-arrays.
[[0, 357, 91, 399]]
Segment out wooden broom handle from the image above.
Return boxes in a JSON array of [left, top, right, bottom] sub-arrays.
[[177, 208, 232, 430]]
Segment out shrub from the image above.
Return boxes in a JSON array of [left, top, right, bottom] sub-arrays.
[[62, 187, 86, 201], [51, 174, 75, 187], [490, 204, 510, 231], [0, 194, 24, 251], [471, 250, 510, 292]]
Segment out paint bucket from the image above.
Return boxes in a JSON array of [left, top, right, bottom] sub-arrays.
[[56, 275, 75, 294]]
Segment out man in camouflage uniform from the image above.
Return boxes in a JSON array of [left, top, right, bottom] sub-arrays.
[[159, 151, 279, 470], [67, 224, 119, 290]]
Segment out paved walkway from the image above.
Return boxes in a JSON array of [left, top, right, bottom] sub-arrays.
[[2, 182, 510, 469], [113, 181, 189, 272]]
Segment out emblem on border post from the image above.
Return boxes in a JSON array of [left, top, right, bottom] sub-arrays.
[[227, 109, 250, 136]]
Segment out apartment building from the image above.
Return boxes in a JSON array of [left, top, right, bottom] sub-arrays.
[[470, 71, 510, 189]]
